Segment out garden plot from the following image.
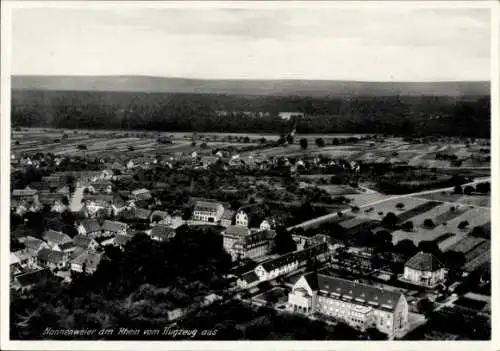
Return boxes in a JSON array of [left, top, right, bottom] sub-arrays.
[[394, 201, 442, 224], [447, 236, 486, 254], [454, 196, 491, 208], [360, 197, 430, 221], [463, 246, 490, 272]]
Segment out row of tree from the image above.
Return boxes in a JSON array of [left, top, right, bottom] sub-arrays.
[[12, 90, 490, 137]]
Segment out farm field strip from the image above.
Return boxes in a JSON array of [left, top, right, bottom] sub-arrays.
[[358, 197, 430, 221], [447, 236, 486, 254], [463, 241, 490, 262], [431, 208, 469, 226], [395, 201, 442, 224], [463, 247, 490, 272]]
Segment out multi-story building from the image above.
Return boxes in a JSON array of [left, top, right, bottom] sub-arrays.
[[192, 201, 224, 223], [402, 252, 446, 288], [222, 226, 275, 261], [253, 243, 329, 282], [288, 273, 409, 338]]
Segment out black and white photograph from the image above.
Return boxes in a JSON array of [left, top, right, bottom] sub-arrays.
[[1, 1, 498, 349]]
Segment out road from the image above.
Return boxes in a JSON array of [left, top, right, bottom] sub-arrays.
[[287, 177, 490, 231]]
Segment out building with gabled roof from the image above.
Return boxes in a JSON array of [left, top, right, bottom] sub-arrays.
[[37, 249, 67, 270], [12, 268, 54, 291], [192, 200, 224, 223], [77, 219, 102, 237], [402, 252, 446, 288], [150, 225, 176, 242], [130, 188, 152, 201], [288, 272, 409, 338], [101, 220, 128, 237], [71, 251, 103, 274], [73, 234, 100, 250], [42, 229, 72, 249], [255, 243, 329, 282]]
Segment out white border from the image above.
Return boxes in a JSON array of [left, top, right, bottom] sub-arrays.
[[1, 1, 499, 350]]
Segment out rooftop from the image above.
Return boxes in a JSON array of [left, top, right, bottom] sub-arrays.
[[405, 252, 445, 272]]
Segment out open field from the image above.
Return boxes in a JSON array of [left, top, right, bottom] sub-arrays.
[[11, 128, 491, 169], [418, 193, 490, 208], [358, 197, 430, 221], [391, 205, 490, 249]]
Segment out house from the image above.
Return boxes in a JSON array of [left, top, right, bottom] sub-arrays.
[[101, 220, 128, 237], [237, 271, 261, 289], [150, 210, 172, 225], [150, 225, 176, 242], [87, 180, 113, 194], [220, 209, 234, 227], [12, 187, 38, 202], [133, 207, 152, 221], [53, 241, 77, 260], [74, 171, 102, 186], [71, 251, 103, 274], [130, 188, 152, 201], [12, 268, 53, 291], [10, 250, 37, 268], [73, 234, 100, 251], [222, 226, 275, 261], [77, 219, 102, 238], [113, 234, 133, 248], [192, 201, 224, 223], [22, 236, 50, 254], [37, 249, 67, 270], [235, 204, 268, 229], [111, 195, 128, 215], [254, 243, 329, 282], [401, 252, 446, 289], [42, 229, 73, 249], [82, 195, 114, 217], [288, 273, 409, 338]]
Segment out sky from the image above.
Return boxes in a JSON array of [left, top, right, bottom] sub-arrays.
[[10, 5, 492, 81]]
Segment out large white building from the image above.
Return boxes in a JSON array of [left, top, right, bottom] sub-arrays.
[[402, 252, 446, 288], [192, 201, 224, 223], [288, 273, 409, 339]]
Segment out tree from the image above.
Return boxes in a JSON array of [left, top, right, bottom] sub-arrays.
[[417, 298, 435, 317], [351, 206, 360, 213], [442, 250, 466, 279], [375, 230, 393, 252], [128, 145, 135, 152], [394, 239, 418, 258], [463, 185, 474, 195], [77, 144, 87, 150], [286, 135, 294, 144], [366, 327, 387, 340], [475, 182, 490, 194], [458, 220, 469, 230], [200, 142, 208, 149], [273, 226, 297, 255], [315, 138, 325, 147], [453, 185, 463, 194], [381, 212, 398, 229], [395, 203, 405, 210], [423, 219, 435, 228], [299, 138, 308, 150], [402, 221, 414, 232], [418, 240, 441, 257]]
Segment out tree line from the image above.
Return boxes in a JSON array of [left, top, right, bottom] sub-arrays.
[[12, 90, 490, 137]]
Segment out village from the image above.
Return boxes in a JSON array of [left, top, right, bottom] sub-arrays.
[[9, 129, 491, 340]]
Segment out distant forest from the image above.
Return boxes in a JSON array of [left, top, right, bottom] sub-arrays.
[[11, 90, 490, 137]]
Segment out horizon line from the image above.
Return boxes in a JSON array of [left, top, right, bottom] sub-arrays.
[[11, 74, 491, 84]]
